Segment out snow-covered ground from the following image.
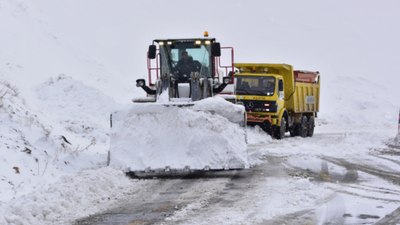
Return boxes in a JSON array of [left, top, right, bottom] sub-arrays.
[[1, 0, 400, 224]]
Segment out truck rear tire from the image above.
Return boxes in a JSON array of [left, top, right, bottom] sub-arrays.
[[307, 117, 315, 137], [290, 124, 299, 137], [299, 116, 308, 137]]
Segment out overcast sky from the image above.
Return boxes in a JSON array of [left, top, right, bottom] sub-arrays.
[[33, 0, 399, 80], [0, 0, 394, 103]]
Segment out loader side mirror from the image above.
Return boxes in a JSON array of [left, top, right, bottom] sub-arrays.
[[148, 45, 157, 59], [136, 79, 146, 87], [223, 77, 231, 84], [211, 42, 221, 57]]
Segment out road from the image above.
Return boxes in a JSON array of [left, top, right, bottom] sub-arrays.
[[74, 132, 400, 225]]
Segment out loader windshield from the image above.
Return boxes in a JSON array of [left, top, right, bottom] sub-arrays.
[[236, 76, 275, 96], [158, 41, 212, 81]]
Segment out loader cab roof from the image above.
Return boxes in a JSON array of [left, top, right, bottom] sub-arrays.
[[153, 38, 217, 44]]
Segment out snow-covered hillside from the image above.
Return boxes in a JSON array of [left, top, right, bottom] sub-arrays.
[[0, 0, 399, 224]]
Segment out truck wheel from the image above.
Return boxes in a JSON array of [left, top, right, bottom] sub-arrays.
[[275, 118, 286, 140], [299, 116, 308, 138], [261, 121, 273, 135], [307, 117, 315, 137], [290, 124, 299, 137]]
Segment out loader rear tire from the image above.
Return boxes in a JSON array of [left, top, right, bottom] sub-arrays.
[[299, 116, 308, 138]]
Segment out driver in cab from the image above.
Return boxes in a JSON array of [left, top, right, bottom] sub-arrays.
[[175, 51, 201, 82]]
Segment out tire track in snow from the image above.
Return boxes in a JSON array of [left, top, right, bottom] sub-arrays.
[[74, 171, 245, 225], [321, 156, 400, 185]]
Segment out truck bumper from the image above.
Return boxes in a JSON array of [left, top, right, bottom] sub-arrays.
[[247, 113, 272, 123], [247, 113, 274, 134]]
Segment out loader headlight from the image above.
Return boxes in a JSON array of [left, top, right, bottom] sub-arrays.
[[136, 79, 145, 87], [223, 77, 231, 84]]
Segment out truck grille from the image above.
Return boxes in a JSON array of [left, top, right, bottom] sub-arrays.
[[239, 100, 277, 113]]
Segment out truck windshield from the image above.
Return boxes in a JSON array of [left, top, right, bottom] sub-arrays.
[[236, 76, 275, 96], [158, 41, 212, 79]]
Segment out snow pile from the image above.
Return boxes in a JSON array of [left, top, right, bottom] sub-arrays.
[[192, 96, 246, 125], [320, 75, 398, 132], [35, 75, 120, 153], [0, 78, 138, 225], [0, 81, 75, 203], [110, 97, 248, 171], [0, 167, 138, 225]]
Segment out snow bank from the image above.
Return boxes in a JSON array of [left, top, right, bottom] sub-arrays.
[[35, 75, 120, 152], [0, 81, 76, 203], [110, 97, 248, 171], [320, 75, 398, 132], [0, 167, 139, 225], [0, 75, 127, 221]]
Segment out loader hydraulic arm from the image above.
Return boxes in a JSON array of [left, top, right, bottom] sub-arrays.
[[213, 74, 233, 94]]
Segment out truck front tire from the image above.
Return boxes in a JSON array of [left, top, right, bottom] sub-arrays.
[[275, 118, 286, 140]]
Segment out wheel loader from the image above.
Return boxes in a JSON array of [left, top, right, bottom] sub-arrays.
[[108, 33, 249, 178]]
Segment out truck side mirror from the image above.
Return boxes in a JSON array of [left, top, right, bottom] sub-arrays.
[[148, 45, 157, 59], [278, 80, 284, 91], [211, 42, 221, 57]]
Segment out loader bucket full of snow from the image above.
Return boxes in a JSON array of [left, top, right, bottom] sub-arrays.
[[109, 97, 249, 176]]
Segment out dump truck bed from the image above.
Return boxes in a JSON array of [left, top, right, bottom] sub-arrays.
[[289, 70, 320, 113]]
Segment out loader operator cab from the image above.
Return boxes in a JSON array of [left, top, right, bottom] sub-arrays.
[[137, 36, 234, 101], [151, 39, 215, 82]]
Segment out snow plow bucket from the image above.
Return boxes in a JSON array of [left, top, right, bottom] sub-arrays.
[[108, 97, 248, 176]]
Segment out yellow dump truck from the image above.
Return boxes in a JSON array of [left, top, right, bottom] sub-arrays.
[[235, 63, 320, 139]]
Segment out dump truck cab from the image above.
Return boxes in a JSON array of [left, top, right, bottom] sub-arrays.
[[235, 63, 320, 139], [235, 64, 292, 135]]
